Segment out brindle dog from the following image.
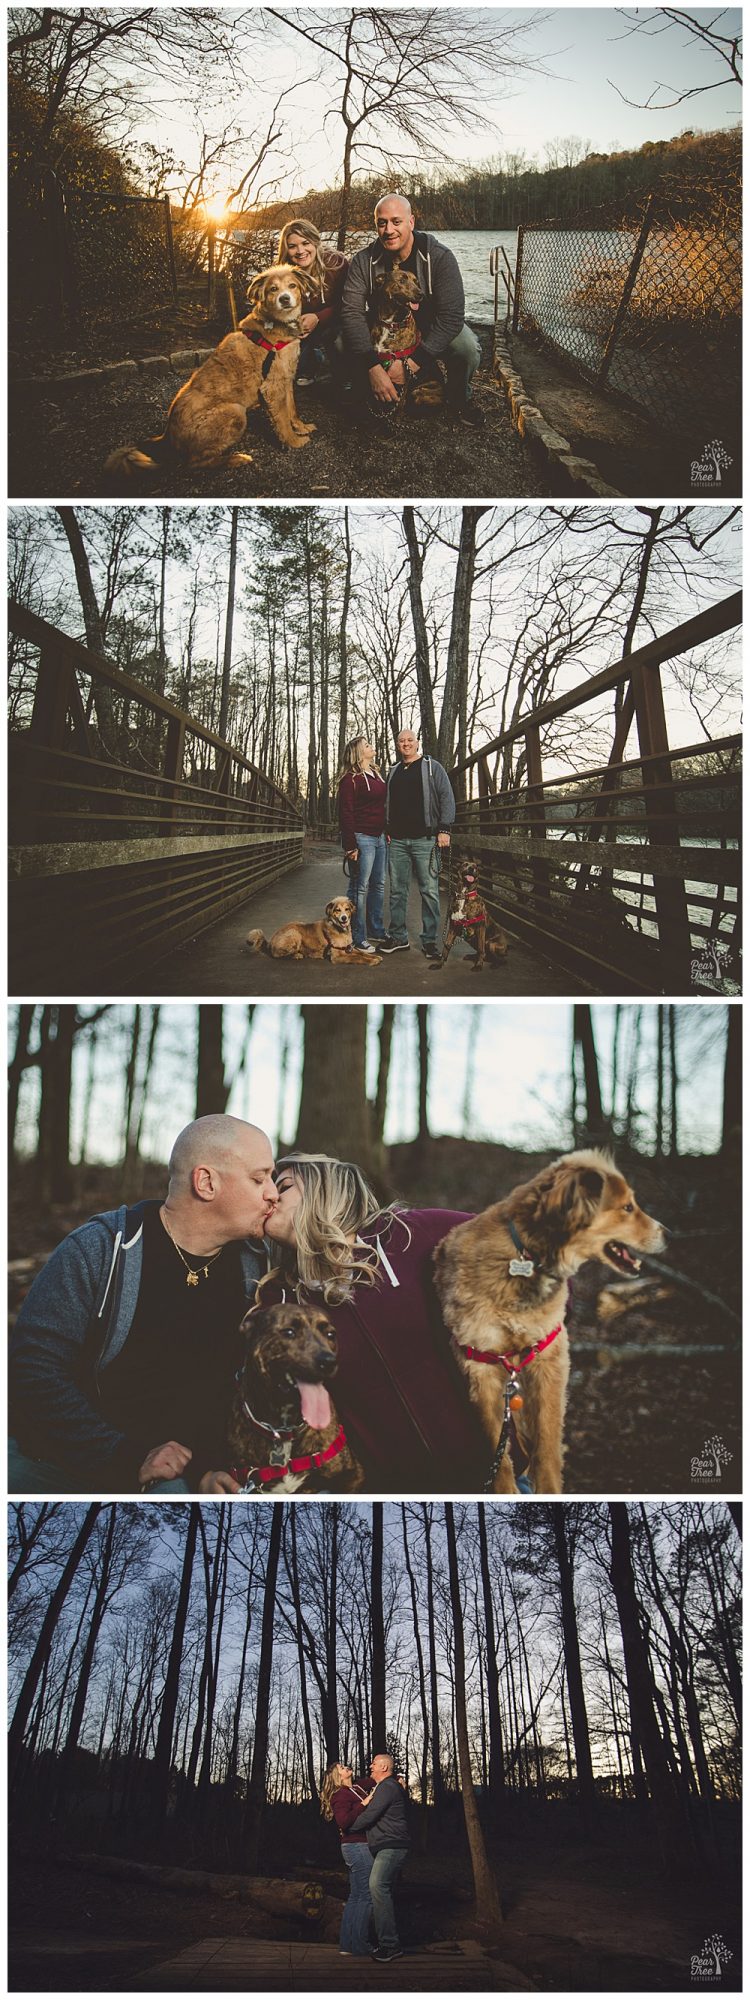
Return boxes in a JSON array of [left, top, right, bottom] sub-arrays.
[[430, 857, 509, 971], [369, 267, 444, 417], [228, 1302, 365, 1492]]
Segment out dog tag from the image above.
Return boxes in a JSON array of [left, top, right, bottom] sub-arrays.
[[509, 1257, 535, 1279]]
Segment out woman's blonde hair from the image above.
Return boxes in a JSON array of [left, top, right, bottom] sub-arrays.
[[277, 217, 330, 295], [260, 1153, 410, 1306], [319, 1761, 345, 1819], [335, 735, 382, 789]]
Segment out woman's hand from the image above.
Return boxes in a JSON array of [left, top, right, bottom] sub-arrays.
[[198, 1469, 241, 1494], [300, 312, 319, 335], [139, 1440, 192, 1484], [347, 847, 359, 863]]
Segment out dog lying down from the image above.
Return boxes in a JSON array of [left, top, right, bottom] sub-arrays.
[[104, 264, 313, 477], [433, 1149, 666, 1495], [227, 1302, 365, 1493], [246, 897, 380, 964]]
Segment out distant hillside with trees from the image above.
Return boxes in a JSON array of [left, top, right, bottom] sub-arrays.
[[248, 125, 741, 235]]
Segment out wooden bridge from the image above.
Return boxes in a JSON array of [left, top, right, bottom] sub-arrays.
[[8, 593, 741, 996], [448, 592, 742, 995], [8, 603, 304, 992]]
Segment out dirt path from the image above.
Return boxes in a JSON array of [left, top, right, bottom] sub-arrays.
[[139, 843, 585, 998], [10, 327, 552, 501]]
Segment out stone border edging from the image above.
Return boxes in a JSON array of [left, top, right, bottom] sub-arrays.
[[16, 349, 214, 393], [493, 327, 622, 498]]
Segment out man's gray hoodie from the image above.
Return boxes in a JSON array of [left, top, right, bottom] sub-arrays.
[[341, 230, 466, 365], [9, 1202, 262, 1480], [385, 754, 456, 837]]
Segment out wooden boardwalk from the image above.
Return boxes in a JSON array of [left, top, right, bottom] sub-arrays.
[[132, 1936, 534, 1991], [139, 844, 584, 998]]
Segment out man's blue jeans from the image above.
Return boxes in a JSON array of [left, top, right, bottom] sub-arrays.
[[8, 1437, 190, 1495], [369, 1846, 408, 1950], [340, 1842, 373, 1955], [352, 831, 387, 944], [445, 323, 482, 403], [388, 837, 441, 948]]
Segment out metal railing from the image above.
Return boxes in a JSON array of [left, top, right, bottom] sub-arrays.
[[510, 201, 741, 440], [8, 603, 304, 990], [448, 592, 742, 995]]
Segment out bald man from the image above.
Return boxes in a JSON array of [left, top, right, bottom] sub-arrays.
[[340, 193, 483, 424], [9, 1117, 278, 1495]]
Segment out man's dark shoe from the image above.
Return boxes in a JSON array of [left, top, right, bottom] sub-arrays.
[[422, 943, 442, 960], [371, 1946, 404, 1962], [451, 400, 486, 430], [371, 933, 402, 952]]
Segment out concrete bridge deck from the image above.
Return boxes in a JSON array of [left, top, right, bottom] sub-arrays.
[[136, 844, 585, 997]]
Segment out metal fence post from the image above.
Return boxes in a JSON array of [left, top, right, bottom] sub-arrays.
[[598, 193, 656, 387], [512, 224, 525, 334], [164, 194, 178, 304]]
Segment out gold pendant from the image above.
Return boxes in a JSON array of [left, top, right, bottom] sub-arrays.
[[186, 1270, 200, 1287]]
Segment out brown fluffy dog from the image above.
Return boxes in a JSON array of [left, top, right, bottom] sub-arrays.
[[104, 265, 313, 477], [246, 897, 381, 964], [228, 1302, 365, 1492], [430, 856, 509, 971], [369, 267, 444, 413], [433, 1150, 666, 1495]]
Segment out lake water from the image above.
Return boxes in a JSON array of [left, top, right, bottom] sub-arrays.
[[436, 230, 518, 320]]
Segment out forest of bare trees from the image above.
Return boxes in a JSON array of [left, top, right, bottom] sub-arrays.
[[8, 504, 741, 823], [8, 1502, 741, 1906]]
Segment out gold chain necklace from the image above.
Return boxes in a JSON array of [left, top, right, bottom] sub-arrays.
[[160, 1207, 225, 1287]]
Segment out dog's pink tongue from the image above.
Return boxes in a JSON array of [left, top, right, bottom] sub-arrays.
[[297, 1381, 332, 1431]]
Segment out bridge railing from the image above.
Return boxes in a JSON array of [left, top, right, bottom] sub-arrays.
[[448, 591, 742, 995], [8, 602, 304, 990]]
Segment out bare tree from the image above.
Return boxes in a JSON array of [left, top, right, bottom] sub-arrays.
[[610, 10, 742, 110]]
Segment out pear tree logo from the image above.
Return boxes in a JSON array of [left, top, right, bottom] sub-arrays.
[[691, 1435, 733, 1483], [691, 440, 733, 488], [691, 1933, 733, 1981]]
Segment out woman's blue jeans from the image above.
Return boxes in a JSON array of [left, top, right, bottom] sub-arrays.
[[340, 1842, 373, 1955], [352, 831, 387, 944]]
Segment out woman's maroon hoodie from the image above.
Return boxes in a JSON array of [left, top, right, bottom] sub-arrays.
[[263, 1209, 487, 1492], [332, 1783, 370, 1845], [338, 767, 386, 852]]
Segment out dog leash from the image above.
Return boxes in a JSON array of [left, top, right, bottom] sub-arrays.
[[458, 1322, 564, 1494]]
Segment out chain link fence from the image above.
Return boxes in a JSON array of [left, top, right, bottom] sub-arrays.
[[512, 200, 741, 441], [9, 172, 177, 345]]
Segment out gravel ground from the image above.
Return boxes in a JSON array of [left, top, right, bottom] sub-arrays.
[[11, 325, 552, 501]]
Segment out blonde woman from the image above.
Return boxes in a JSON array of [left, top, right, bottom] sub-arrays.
[[277, 218, 349, 385], [261, 1154, 485, 1491], [320, 1761, 374, 1957], [336, 735, 393, 953]]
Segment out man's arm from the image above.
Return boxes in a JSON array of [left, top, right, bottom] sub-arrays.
[[10, 1224, 147, 1482], [340, 253, 380, 362], [434, 761, 457, 831], [419, 244, 465, 359], [350, 1780, 391, 1832]]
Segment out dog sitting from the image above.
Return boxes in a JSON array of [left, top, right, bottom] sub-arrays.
[[368, 267, 444, 418], [246, 897, 381, 964], [227, 1302, 365, 1492], [104, 264, 313, 477], [433, 1150, 666, 1495], [430, 857, 509, 971]]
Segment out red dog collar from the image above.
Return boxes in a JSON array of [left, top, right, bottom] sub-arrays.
[[381, 342, 421, 361], [456, 912, 485, 925], [463, 1322, 563, 1372], [243, 329, 296, 350], [232, 1423, 349, 1487]]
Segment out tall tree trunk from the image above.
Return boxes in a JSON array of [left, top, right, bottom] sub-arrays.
[[421, 1504, 445, 1812], [196, 1007, 228, 1117], [60, 1509, 117, 1773], [370, 1503, 386, 1752], [151, 1507, 199, 1827], [573, 1006, 606, 1143], [56, 507, 115, 745], [437, 508, 487, 779], [551, 1507, 597, 1835], [9, 1505, 102, 1783], [415, 1006, 430, 1155], [337, 507, 353, 775], [295, 1007, 383, 1188], [608, 1503, 686, 1868], [286, 1510, 318, 1798], [400, 1508, 430, 1820], [8, 1004, 36, 1155], [402, 508, 437, 753], [721, 1007, 740, 1161], [36, 1005, 76, 1203], [218, 509, 239, 742], [477, 1506, 504, 1820], [245, 1505, 283, 1871], [373, 1006, 395, 1144], [444, 1505, 502, 1927]]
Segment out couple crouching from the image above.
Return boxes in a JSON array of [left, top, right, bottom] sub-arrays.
[[322, 1754, 410, 1964], [338, 727, 455, 961]]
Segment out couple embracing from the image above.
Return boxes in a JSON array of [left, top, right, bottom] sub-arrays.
[[321, 1753, 410, 1964], [337, 727, 455, 961]]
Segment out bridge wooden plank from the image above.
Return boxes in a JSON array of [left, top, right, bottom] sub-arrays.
[[450, 835, 740, 883], [9, 829, 305, 877]]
